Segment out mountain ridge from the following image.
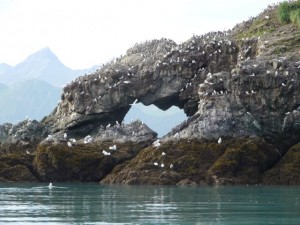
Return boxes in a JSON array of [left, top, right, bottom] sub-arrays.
[[0, 47, 98, 87]]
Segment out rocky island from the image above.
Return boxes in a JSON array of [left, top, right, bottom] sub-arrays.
[[1, 2, 300, 185]]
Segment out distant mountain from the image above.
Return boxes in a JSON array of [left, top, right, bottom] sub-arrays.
[[0, 47, 98, 87], [124, 103, 187, 137], [0, 83, 8, 92], [0, 47, 98, 124], [0, 79, 61, 124], [0, 63, 13, 76]]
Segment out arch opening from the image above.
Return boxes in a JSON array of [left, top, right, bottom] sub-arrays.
[[124, 102, 187, 138]]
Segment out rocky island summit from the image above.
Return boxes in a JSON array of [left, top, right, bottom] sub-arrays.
[[1, 2, 300, 185]]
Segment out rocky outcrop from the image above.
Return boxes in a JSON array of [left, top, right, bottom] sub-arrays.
[[0, 120, 48, 154], [33, 141, 147, 182], [263, 143, 300, 185], [0, 153, 38, 182], [41, 4, 300, 154], [1, 4, 300, 185], [101, 138, 281, 185]]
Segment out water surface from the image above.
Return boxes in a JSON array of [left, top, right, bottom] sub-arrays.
[[0, 183, 300, 224]]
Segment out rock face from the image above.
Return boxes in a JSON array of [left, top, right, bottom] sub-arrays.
[[1, 4, 300, 185], [0, 120, 48, 154], [33, 141, 147, 182], [101, 138, 281, 185]]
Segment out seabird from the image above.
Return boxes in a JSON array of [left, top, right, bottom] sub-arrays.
[[162, 152, 166, 156], [153, 140, 161, 148], [67, 141, 72, 148], [153, 162, 158, 166], [63, 133, 67, 139], [218, 138, 222, 144], [170, 164, 174, 169], [161, 163, 165, 168], [49, 183, 53, 189], [109, 145, 117, 150], [102, 150, 111, 156], [69, 138, 76, 143], [130, 99, 138, 106]]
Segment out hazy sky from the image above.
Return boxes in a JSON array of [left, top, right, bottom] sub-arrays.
[[0, 0, 282, 69]]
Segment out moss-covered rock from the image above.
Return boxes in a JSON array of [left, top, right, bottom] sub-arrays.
[[207, 138, 281, 185], [263, 143, 300, 185], [101, 139, 227, 185], [102, 138, 282, 185], [0, 153, 38, 182], [33, 142, 144, 182]]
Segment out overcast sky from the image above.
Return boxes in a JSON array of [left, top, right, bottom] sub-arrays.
[[0, 0, 282, 69]]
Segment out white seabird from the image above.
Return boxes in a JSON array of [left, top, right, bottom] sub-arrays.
[[153, 140, 161, 148], [109, 145, 117, 151], [130, 99, 138, 106], [49, 183, 53, 189], [64, 133, 67, 139], [69, 138, 76, 143], [218, 137, 222, 144], [67, 141, 72, 148], [102, 150, 111, 156]]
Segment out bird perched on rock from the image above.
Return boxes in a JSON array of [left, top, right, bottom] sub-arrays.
[[102, 150, 111, 156], [218, 137, 222, 144], [109, 144, 117, 150], [153, 139, 161, 148], [130, 98, 138, 106]]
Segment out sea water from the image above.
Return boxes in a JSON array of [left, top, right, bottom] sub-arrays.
[[0, 183, 300, 225]]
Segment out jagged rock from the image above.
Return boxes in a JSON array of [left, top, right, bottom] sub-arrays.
[[40, 5, 300, 155], [42, 35, 238, 135], [163, 60, 300, 152], [41, 120, 157, 147], [0, 120, 48, 154]]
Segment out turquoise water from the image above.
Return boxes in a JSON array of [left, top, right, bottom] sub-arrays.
[[0, 184, 300, 225]]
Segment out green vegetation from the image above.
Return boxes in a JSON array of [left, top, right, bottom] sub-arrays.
[[278, 0, 300, 26]]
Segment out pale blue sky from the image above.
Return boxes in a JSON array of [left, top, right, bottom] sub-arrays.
[[0, 0, 282, 69]]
